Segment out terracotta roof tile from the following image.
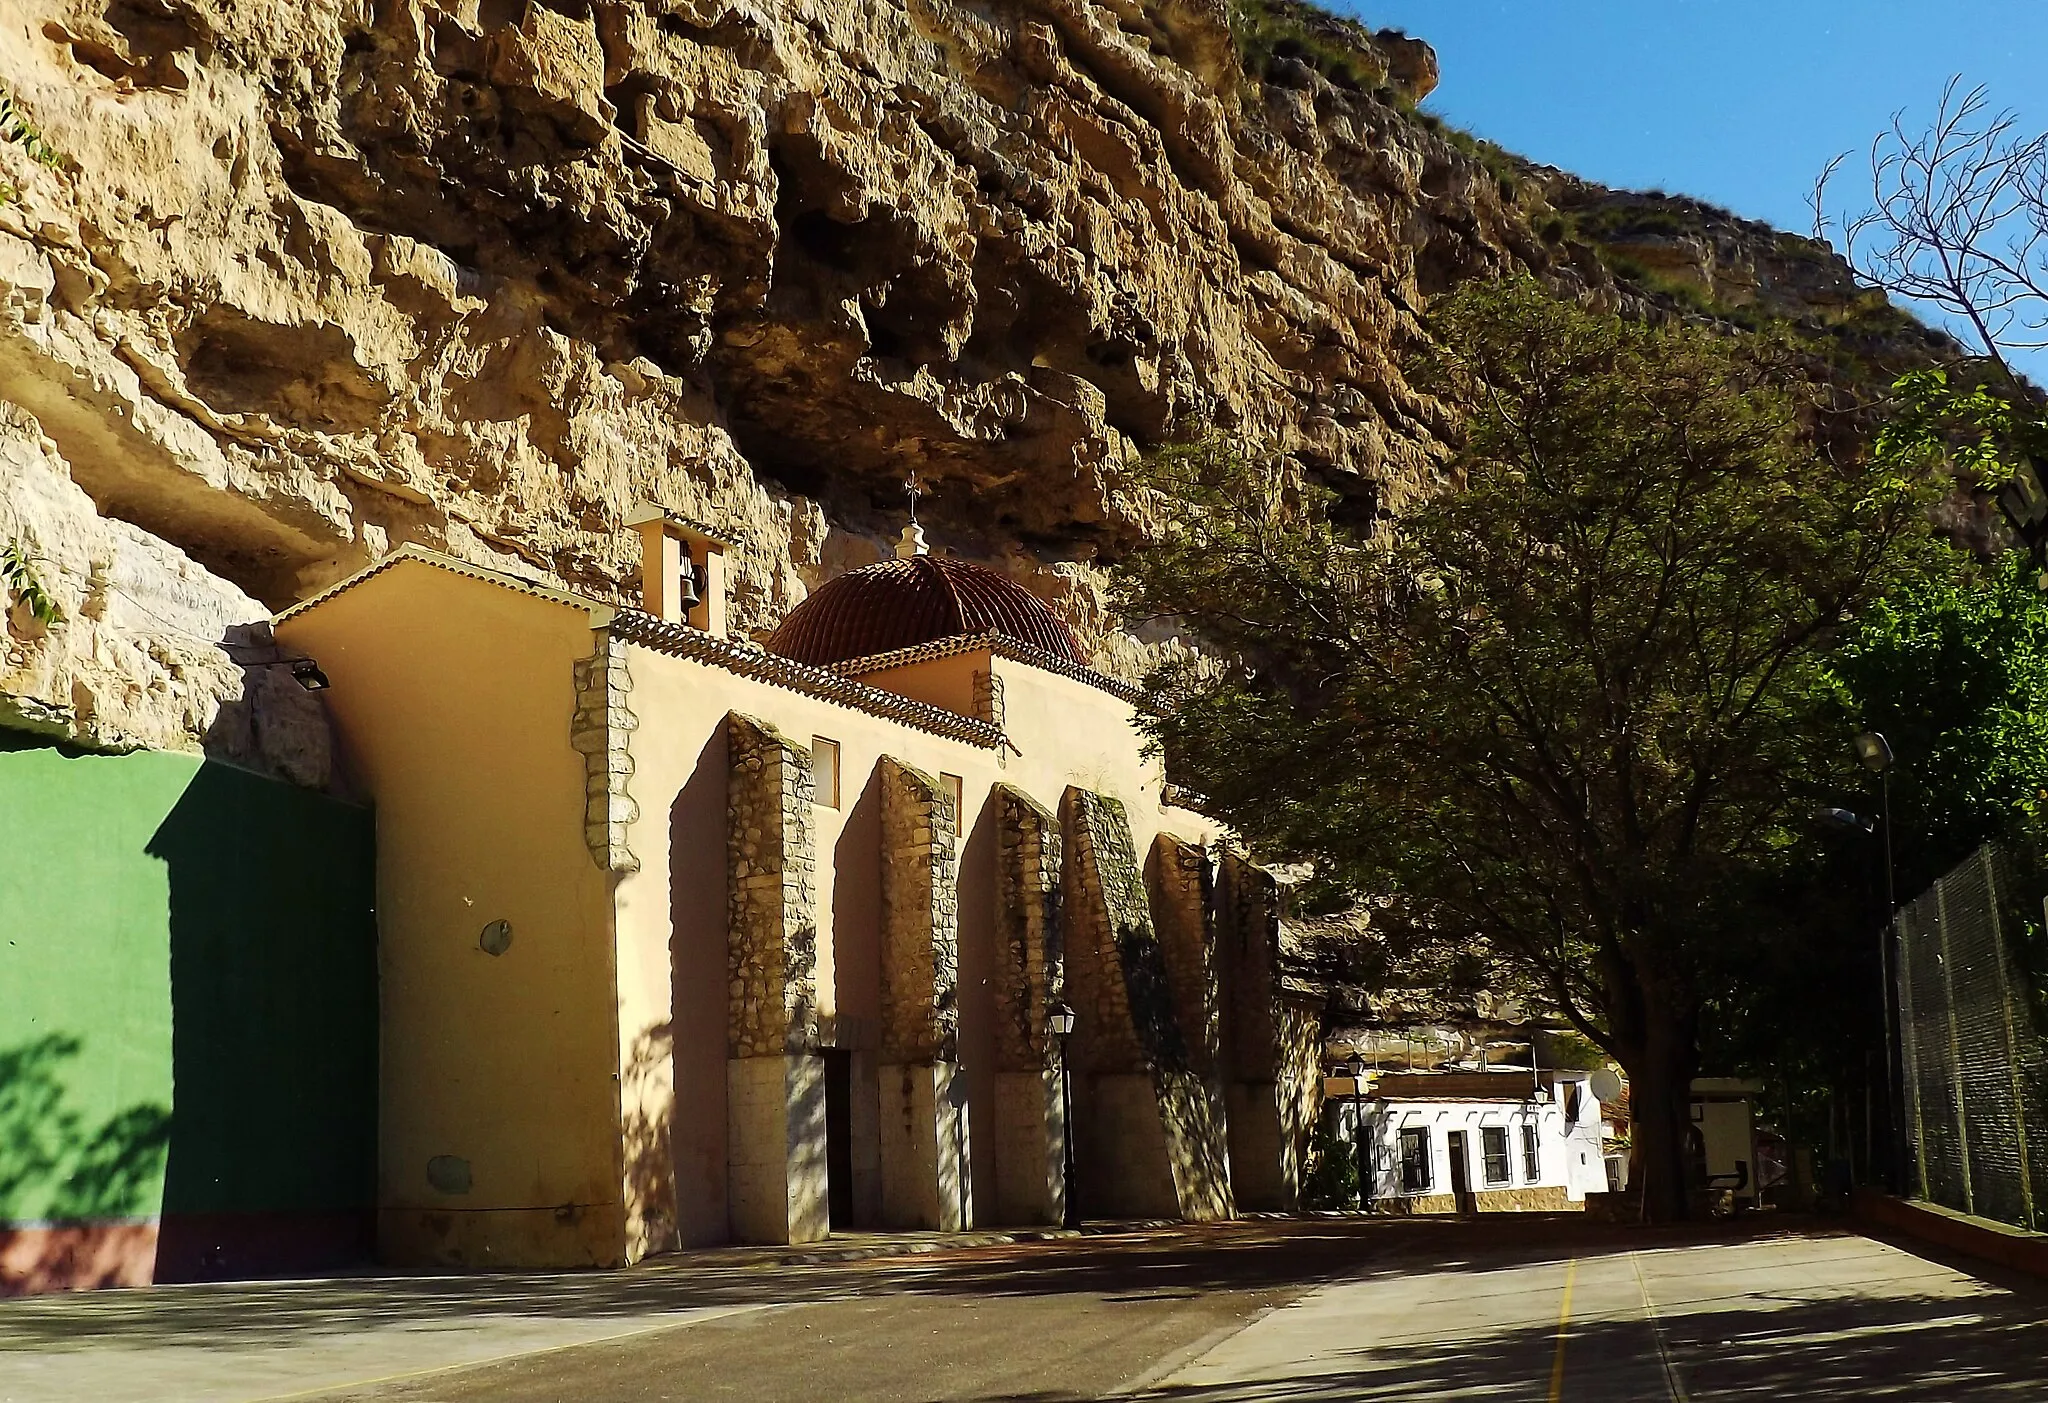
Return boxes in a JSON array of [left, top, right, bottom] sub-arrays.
[[766, 555, 1084, 668]]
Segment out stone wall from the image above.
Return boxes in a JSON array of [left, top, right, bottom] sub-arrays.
[[993, 785, 1064, 1075], [726, 713, 819, 1059], [1217, 851, 1300, 1210], [877, 756, 969, 1230], [571, 627, 637, 873], [990, 784, 1067, 1226], [1380, 1185, 1579, 1215], [725, 1053, 828, 1245], [1274, 998, 1327, 1204], [973, 668, 1006, 729], [877, 757, 960, 1065], [723, 712, 824, 1245], [1061, 787, 1230, 1222], [1149, 835, 1222, 1081], [1219, 852, 1283, 1084]]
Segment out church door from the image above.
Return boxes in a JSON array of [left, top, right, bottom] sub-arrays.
[[1446, 1130, 1476, 1214], [825, 1050, 854, 1230]]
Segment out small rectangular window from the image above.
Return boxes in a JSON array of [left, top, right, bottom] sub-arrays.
[[940, 772, 964, 834], [1563, 1081, 1583, 1124], [1399, 1126, 1432, 1192], [1522, 1123, 1541, 1182], [812, 738, 841, 809], [1481, 1126, 1511, 1186]]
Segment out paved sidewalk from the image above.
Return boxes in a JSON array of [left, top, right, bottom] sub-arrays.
[[9, 1217, 2034, 1403], [1142, 1229, 2048, 1400], [0, 1223, 1182, 1403]]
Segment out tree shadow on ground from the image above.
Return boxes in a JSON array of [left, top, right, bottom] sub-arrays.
[[1080, 1286, 2048, 1400], [0, 1217, 1908, 1352]]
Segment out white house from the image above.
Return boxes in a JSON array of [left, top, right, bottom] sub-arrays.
[[1328, 1071, 1610, 1212]]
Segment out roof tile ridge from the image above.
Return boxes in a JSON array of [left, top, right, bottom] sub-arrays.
[[918, 553, 969, 635], [611, 609, 1006, 748]]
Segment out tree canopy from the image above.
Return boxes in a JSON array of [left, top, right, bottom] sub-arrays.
[[1116, 277, 1938, 1218]]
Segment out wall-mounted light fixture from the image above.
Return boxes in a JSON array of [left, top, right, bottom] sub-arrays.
[[241, 656, 330, 691]]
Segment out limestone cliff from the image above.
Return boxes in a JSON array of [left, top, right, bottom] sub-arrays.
[[0, 0, 1938, 776]]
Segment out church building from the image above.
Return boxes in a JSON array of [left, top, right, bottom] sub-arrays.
[[273, 508, 1327, 1268]]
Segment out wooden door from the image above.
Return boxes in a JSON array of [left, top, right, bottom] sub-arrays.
[[1447, 1130, 1476, 1214]]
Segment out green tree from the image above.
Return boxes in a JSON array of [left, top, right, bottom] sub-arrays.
[[1715, 547, 2048, 1160], [1116, 278, 1936, 1220], [1, 540, 56, 625], [1836, 549, 2048, 891]]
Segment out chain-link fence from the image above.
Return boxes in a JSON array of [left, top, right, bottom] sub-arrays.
[[1895, 842, 2048, 1228]]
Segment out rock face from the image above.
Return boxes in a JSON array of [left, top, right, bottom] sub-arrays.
[[0, 0, 1934, 776]]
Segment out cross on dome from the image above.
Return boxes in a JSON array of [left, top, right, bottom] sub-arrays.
[[898, 467, 929, 559]]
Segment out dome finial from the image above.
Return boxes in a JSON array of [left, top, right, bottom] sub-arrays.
[[898, 468, 928, 558]]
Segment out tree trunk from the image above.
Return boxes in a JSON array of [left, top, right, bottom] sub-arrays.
[[1620, 1021, 1699, 1223]]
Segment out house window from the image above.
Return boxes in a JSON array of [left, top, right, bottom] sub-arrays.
[[1521, 1123, 1541, 1182], [811, 738, 841, 809], [1481, 1126, 1511, 1186], [1399, 1126, 1432, 1192], [1562, 1081, 1583, 1124], [940, 772, 964, 834]]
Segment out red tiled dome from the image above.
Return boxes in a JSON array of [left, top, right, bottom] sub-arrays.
[[766, 553, 1084, 669]]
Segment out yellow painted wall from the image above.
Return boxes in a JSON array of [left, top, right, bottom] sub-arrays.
[[617, 641, 1218, 1246], [847, 656, 982, 716], [276, 562, 626, 1269]]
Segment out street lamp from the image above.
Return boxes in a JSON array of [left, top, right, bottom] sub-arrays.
[[1047, 999, 1077, 1228], [1344, 1052, 1370, 1210]]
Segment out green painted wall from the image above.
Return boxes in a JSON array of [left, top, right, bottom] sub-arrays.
[[0, 736, 375, 1233]]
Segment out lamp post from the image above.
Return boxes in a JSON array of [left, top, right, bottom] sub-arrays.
[[1344, 1052, 1370, 1210], [1048, 999, 1078, 1228], [1854, 731, 1903, 1192]]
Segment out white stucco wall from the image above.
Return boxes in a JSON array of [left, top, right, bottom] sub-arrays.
[[1343, 1077, 1609, 1204]]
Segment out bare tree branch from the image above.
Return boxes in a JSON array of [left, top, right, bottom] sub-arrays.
[[1814, 78, 2048, 394]]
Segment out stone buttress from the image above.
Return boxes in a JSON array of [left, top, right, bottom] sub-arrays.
[[989, 785, 1067, 1226], [1216, 853, 1322, 1211], [877, 757, 969, 1230], [1059, 788, 1231, 1221], [725, 713, 827, 1245], [1149, 833, 1235, 1216]]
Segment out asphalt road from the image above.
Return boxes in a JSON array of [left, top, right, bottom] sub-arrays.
[[7, 1218, 2047, 1402]]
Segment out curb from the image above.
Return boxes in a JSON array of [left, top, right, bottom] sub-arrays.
[[665, 1219, 1184, 1270], [1854, 1188, 2048, 1280]]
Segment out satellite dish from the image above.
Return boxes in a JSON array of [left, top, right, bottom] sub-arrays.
[[1588, 1069, 1623, 1102]]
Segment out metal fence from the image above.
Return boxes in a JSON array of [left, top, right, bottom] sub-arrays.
[[1895, 842, 2048, 1228]]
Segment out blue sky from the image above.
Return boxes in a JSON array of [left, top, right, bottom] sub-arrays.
[[1332, 1, 2048, 363]]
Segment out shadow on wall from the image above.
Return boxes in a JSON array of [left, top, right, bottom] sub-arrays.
[[0, 1034, 171, 1220], [147, 758, 377, 1282], [622, 1021, 677, 1256], [2, 738, 374, 1293], [0, 1034, 171, 1296], [669, 727, 731, 1249]]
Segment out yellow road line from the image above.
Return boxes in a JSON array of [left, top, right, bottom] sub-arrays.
[[1547, 1257, 1578, 1403]]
